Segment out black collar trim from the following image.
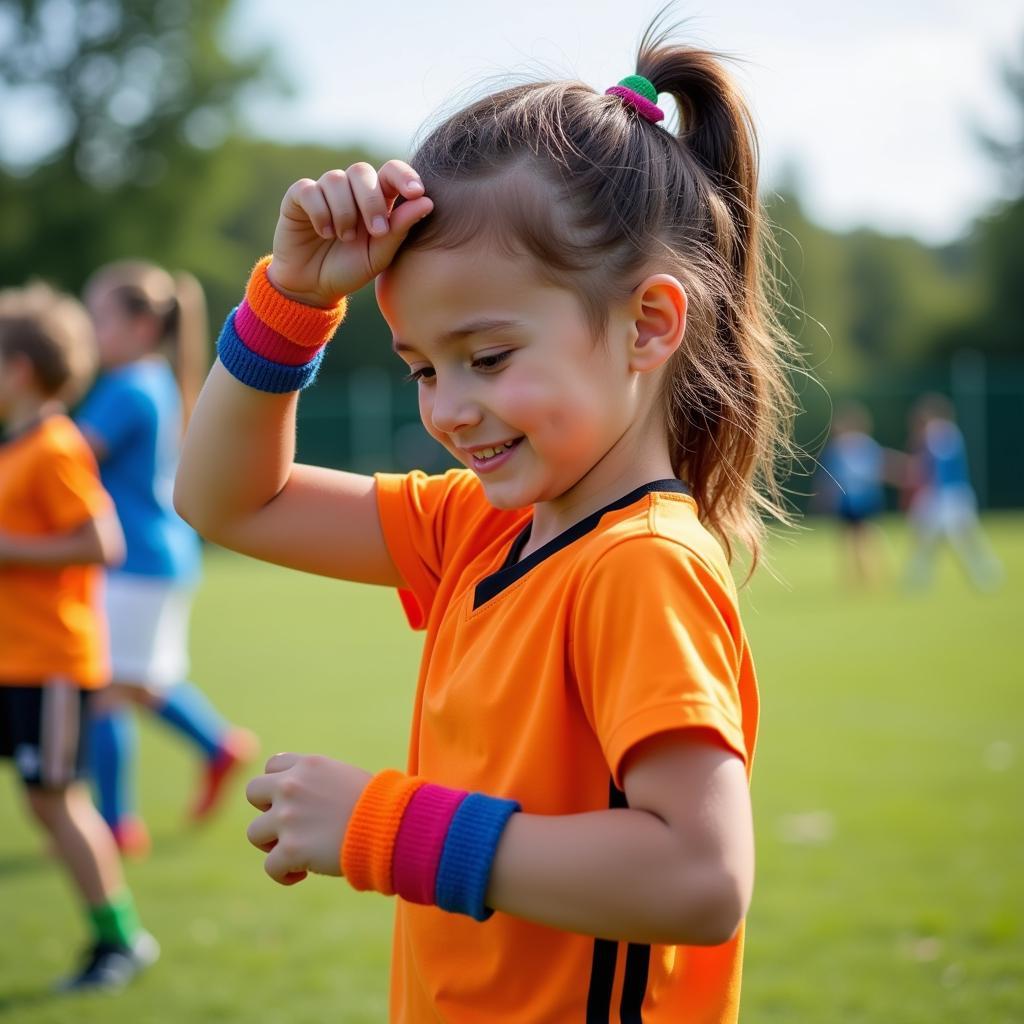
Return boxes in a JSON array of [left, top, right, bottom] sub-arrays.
[[473, 479, 690, 609]]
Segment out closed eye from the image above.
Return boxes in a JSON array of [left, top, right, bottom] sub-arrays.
[[403, 366, 435, 383]]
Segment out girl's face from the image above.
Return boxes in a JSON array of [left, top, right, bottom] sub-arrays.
[[377, 243, 640, 512], [87, 285, 157, 368]]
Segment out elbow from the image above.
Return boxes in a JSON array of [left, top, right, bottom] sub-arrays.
[[173, 475, 216, 540], [661, 864, 751, 947], [172, 475, 198, 530]]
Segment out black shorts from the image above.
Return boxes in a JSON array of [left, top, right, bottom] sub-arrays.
[[0, 682, 92, 789]]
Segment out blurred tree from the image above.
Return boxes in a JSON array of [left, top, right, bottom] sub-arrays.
[[0, 0, 272, 288], [934, 33, 1024, 360]]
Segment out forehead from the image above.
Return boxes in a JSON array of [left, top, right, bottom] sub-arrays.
[[377, 242, 567, 339]]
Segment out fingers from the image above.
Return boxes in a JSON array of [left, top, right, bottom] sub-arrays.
[[368, 196, 434, 273], [308, 162, 428, 243], [377, 159, 426, 206], [264, 839, 309, 886], [245, 773, 274, 811], [345, 163, 390, 238], [264, 751, 302, 774], [281, 178, 335, 240], [317, 170, 359, 241], [246, 810, 277, 852]]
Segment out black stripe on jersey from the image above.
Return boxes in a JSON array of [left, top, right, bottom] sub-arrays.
[[619, 943, 651, 1022], [584, 781, 653, 1021], [474, 479, 690, 608], [585, 938, 618, 1023]]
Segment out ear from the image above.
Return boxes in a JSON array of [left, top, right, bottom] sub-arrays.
[[626, 274, 687, 374]]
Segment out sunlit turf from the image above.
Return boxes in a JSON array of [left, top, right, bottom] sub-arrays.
[[1, 516, 1020, 1022]]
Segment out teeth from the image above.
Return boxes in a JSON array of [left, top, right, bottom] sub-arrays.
[[474, 441, 517, 461]]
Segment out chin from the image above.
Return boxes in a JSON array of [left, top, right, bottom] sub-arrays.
[[476, 476, 537, 511]]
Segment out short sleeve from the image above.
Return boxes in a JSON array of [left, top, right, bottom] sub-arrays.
[[374, 469, 491, 630], [35, 432, 113, 532], [571, 537, 749, 787], [76, 375, 151, 457]]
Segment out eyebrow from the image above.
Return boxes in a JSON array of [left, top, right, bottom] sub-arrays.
[[391, 318, 524, 354]]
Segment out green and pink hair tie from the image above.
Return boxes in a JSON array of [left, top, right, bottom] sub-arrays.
[[342, 770, 520, 921], [606, 74, 665, 124]]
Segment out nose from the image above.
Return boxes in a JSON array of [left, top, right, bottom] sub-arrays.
[[428, 376, 482, 436]]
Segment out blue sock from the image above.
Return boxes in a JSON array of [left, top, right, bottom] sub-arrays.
[[90, 709, 137, 828], [155, 682, 227, 759]]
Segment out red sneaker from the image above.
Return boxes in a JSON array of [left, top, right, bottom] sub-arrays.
[[190, 727, 259, 822], [111, 816, 151, 860]]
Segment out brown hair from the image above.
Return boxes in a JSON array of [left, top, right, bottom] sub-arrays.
[[86, 261, 208, 425], [0, 283, 97, 402], [405, 22, 798, 562]]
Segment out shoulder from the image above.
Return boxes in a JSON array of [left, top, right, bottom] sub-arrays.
[[37, 415, 97, 466], [378, 467, 524, 537], [588, 492, 732, 588]]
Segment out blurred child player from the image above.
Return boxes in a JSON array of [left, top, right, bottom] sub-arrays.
[[77, 262, 257, 856], [0, 284, 158, 990], [176, 27, 797, 1023], [817, 401, 904, 585]]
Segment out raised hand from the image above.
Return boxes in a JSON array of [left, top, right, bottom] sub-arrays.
[[267, 160, 433, 308]]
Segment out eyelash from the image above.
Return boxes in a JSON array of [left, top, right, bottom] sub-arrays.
[[403, 350, 512, 384]]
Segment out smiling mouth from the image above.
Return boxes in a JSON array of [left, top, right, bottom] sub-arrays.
[[465, 438, 523, 463]]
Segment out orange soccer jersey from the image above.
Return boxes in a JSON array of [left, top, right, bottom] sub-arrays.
[[375, 468, 759, 1024], [0, 415, 112, 688]]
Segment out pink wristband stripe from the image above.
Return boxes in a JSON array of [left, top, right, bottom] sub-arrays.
[[234, 301, 323, 366], [392, 783, 469, 906], [246, 256, 346, 347]]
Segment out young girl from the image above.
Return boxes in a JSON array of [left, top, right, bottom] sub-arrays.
[[175, 28, 795, 1023], [76, 262, 257, 856]]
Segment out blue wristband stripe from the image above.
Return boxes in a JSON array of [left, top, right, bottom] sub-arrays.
[[216, 308, 324, 394], [434, 792, 520, 921]]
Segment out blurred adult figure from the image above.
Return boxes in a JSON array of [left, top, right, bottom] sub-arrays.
[[76, 262, 257, 857], [904, 394, 1001, 590]]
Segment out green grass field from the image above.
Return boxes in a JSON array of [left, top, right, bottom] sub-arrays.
[[1, 517, 1021, 1022]]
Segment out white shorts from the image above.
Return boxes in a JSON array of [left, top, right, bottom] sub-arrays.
[[105, 575, 193, 689]]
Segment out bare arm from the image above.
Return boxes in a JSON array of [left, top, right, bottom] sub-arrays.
[[0, 511, 125, 569], [174, 161, 433, 586], [486, 732, 754, 945], [247, 731, 754, 947], [175, 362, 400, 585]]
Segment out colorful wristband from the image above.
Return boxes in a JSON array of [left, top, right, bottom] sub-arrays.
[[246, 255, 347, 347], [434, 792, 520, 921], [392, 783, 469, 905], [341, 769, 520, 922], [341, 770, 425, 895], [217, 311, 324, 393], [234, 301, 322, 366]]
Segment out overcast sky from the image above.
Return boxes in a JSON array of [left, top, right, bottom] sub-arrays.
[[228, 0, 1023, 245]]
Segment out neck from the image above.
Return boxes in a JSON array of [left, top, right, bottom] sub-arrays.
[[3, 394, 61, 436], [526, 415, 675, 555]]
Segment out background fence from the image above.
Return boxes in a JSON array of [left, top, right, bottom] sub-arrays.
[[294, 351, 1024, 510]]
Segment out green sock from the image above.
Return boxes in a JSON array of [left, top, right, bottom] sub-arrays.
[[88, 890, 141, 948]]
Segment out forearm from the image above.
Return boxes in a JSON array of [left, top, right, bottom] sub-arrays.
[[175, 361, 299, 538], [487, 808, 749, 945], [1, 519, 118, 568]]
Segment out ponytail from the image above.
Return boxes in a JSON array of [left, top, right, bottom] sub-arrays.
[[87, 260, 210, 431], [639, 31, 798, 564], [169, 271, 208, 427]]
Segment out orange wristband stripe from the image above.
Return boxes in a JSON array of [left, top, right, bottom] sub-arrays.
[[341, 770, 426, 895], [245, 255, 348, 348]]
